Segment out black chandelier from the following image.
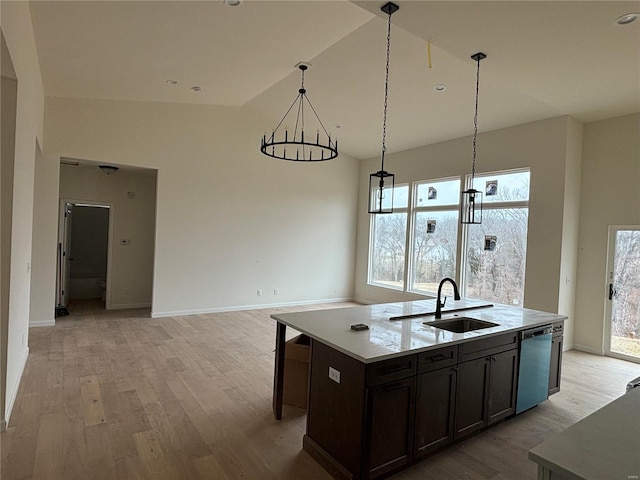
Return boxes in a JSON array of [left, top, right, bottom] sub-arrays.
[[461, 52, 487, 224], [368, 2, 399, 214], [260, 63, 338, 162]]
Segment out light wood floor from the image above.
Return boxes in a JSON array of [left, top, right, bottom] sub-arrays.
[[2, 301, 639, 480]]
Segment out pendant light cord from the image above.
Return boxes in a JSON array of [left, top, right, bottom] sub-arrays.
[[471, 56, 481, 180], [381, 11, 392, 173]]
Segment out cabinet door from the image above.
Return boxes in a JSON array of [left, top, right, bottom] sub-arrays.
[[487, 349, 518, 424], [364, 377, 415, 479], [548, 335, 563, 396], [414, 367, 457, 458], [454, 357, 489, 439]]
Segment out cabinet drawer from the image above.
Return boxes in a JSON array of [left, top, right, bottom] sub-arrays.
[[417, 346, 458, 374], [459, 332, 518, 363], [366, 355, 417, 387]]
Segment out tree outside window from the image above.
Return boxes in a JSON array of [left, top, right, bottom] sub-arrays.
[[367, 169, 530, 308], [369, 185, 409, 290], [410, 178, 460, 294], [463, 170, 530, 305]]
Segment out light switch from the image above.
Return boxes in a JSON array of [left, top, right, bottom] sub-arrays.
[[329, 366, 341, 384]]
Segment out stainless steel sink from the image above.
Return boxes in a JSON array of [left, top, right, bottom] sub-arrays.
[[425, 317, 499, 333]]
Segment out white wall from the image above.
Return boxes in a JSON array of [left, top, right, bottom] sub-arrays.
[[1, 37, 18, 432], [29, 145, 59, 326], [0, 2, 45, 426], [556, 117, 583, 350], [354, 116, 581, 345], [59, 166, 157, 309], [574, 113, 640, 354], [45, 98, 360, 317]]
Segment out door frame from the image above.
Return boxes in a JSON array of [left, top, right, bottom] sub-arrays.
[[603, 225, 640, 363], [57, 198, 114, 310]]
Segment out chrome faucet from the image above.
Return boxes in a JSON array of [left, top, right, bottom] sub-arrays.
[[435, 277, 461, 319]]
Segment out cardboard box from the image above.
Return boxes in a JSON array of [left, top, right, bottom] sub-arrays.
[[283, 334, 311, 409]]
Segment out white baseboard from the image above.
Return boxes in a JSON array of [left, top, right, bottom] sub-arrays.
[[353, 297, 375, 305], [5, 347, 29, 427], [29, 319, 55, 327], [108, 302, 152, 310], [151, 297, 354, 319], [572, 343, 604, 355]]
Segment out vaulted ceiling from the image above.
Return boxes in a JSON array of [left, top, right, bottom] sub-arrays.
[[29, 1, 640, 160]]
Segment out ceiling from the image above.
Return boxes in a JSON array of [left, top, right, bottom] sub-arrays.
[[29, 1, 640, 160]]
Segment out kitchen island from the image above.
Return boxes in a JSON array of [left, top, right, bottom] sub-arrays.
[[529, 386, 640, 480], [271, 299, 566, 480]]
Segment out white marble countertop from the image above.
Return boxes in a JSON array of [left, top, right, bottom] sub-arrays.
[[271, 298, 566, 363], [529, 387, 640, 480]]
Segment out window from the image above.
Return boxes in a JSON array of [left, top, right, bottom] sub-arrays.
[[369, 185, 409, 290], [409, 178, 460, 294], [367, 168, 530, 307], [462, 169, 530, 305]]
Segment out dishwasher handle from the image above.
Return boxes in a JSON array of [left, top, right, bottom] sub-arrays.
[[520, 325, 553, 340]]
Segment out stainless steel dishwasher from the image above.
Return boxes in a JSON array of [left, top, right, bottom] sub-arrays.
[[516, 325, 553, 414]]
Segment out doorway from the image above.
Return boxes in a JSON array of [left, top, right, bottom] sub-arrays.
[[57, 201, 112, 314], [604, 226, 640, 363]]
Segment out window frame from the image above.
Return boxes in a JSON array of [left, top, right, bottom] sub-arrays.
[[367, 183, 410, 291], [407, 176, 462, 296], [366, 167, 531, 307], [460, 167, 531, 304]]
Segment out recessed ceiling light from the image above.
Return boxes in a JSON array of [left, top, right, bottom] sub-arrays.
[[166, 79, 178, 85], [615, 12, 639, 25], [191, 86, 202, 93], [433, 84, 447, 92], [224, 0, 242, 6]]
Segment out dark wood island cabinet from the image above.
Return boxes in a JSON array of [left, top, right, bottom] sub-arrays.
[[455, 332, 519, 439], [548, 322, 564, 396], [271, 300, 566, 480], [305, 334, 521, 479]]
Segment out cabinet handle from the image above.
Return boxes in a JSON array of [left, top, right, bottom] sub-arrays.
[[382, 382, 406, 392], [383, 364, 410, 375], [427, 354, 449, 362]]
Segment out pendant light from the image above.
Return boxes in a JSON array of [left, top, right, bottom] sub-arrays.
[[461, 52, 486, 224], [368, 2, 399, 214], [260, 63, 338, 162]]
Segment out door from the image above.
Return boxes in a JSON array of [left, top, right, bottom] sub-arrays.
[[605, 226, 640, 362], [414, 366, 456, 457], [365, 377, 415, 479], [454, 357, 489, 439], [57, 202, 74, 308], [57, 201, 112, 310], [489, 348, 518, 420], [548, 329, 563, 396]]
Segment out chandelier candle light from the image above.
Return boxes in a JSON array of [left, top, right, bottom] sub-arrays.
[[368, 2, 399, 214], [461, 52, 487, 224], [260, 63, 338, 162]]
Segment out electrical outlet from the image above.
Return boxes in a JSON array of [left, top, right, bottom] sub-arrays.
[[329, 366, 340, 384], [274, 288, 279, 295], [257, 289, 263, 296]]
